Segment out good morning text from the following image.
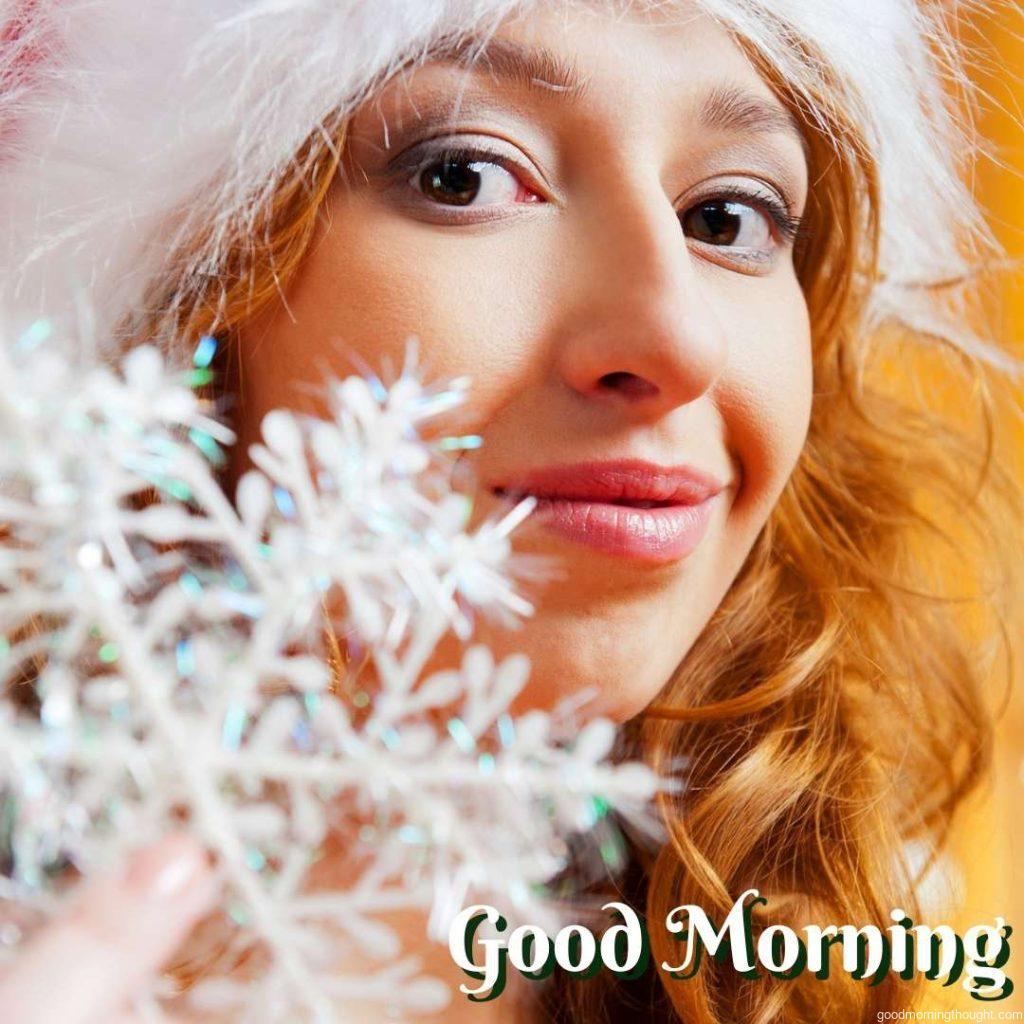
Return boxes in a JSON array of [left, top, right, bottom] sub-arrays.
[[448, 890, 1012, 1002]]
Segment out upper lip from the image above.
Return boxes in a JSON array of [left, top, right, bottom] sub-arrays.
[[490, 458, 726, 507]]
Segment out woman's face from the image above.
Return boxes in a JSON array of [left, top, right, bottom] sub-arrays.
[[231, 2, 812, 720]]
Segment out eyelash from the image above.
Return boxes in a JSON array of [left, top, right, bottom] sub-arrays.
[[389, 141, 804, 249], [389, 143, 534, 211], [699, 182, 803, 247]]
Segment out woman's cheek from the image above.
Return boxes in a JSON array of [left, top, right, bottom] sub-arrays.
[[308, 198, 548, 395], [716, 278, 812, 524]]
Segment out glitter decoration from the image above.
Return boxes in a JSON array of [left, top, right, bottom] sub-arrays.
[[193, 334, 219, 369], [0, 324, 670, 1022]]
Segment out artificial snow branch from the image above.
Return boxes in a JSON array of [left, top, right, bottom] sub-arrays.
[[0, 318, 669, 1021]]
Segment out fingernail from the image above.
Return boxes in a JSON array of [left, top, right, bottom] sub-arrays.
[[125, 834, 208, 901]]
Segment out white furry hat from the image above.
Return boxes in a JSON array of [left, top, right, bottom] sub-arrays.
[[0, 0, 1008, 364]]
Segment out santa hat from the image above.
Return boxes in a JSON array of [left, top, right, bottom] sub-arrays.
[[0, 0, 1009, 366]]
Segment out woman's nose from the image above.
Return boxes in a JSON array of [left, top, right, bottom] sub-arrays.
[[552, 179, 728, 419]]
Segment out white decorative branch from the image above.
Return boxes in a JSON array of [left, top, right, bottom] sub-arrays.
[[0, 318, 669, 1021]]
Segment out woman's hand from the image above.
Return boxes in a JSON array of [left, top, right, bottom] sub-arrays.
[[0, 833, 218, 1024]]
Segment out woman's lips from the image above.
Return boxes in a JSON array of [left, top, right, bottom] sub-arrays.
[[489, 458, 725, 564]]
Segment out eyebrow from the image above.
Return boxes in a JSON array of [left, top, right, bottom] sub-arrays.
[[428, 35, 592, 100], [425, 36, 807, 152], [698, 82, 808, 155]]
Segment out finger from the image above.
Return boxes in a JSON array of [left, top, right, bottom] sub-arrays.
[[0, 833, 218, 1024]]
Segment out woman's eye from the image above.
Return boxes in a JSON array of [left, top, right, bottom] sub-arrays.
[[680, 198, 775, 250], [410, 150, 539, 209]]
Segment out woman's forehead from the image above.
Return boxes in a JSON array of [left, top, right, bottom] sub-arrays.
[[352, 4, 808, 191], [429, 4, 781, 103]]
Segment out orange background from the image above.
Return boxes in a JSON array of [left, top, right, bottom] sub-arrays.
[[923, 3, 1023, 1013]]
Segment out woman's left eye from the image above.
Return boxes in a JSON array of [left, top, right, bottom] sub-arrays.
[[681, 199, 773, 249], [405, 147, 540, 209], [679, 187, 802, 253]]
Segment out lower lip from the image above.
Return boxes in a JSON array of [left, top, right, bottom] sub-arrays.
[[504, 493, 720, 564]]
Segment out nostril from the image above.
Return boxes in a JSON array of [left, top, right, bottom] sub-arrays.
[[597, 371, 659, 399]]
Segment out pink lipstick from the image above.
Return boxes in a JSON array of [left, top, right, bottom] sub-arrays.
[[490, 458, 725, 564]]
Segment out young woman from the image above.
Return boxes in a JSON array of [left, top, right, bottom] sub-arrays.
[[0, 0, 1015, 1021]]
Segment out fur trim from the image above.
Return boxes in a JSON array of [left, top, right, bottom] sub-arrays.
[[0, 0, 1009, 365]]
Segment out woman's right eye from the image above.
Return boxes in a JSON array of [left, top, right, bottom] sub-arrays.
[[406, 147, 543, 210]]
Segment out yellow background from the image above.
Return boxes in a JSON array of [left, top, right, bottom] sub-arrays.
[[925, 3, 1023, 1014]]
